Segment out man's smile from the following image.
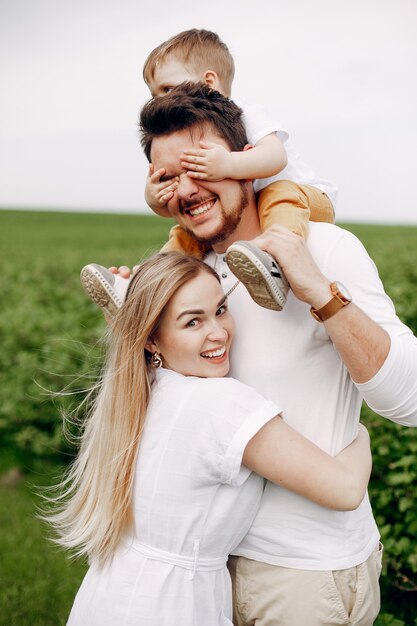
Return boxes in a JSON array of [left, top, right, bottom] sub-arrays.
[[182, 197, 217, 218], [150, 129, 252, 250]]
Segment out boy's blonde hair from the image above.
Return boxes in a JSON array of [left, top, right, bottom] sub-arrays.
[[143, 29, 235, 97], [45, 252, 219, 564]]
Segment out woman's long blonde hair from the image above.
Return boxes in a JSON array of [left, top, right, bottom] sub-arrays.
[[46, 252, 219, 563]]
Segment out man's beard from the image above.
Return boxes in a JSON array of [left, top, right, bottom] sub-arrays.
[[183, 182, 249, 248]]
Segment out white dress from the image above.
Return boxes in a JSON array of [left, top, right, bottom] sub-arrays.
[[67, 369, 279, 626]]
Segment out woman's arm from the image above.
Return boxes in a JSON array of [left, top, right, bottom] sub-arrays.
[[243, 417, 371, 511]]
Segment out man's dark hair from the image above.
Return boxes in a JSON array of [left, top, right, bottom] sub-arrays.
[[139, 82, 248, 162]]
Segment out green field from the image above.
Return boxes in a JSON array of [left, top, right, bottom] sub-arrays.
[[0, 210, 416, 625]]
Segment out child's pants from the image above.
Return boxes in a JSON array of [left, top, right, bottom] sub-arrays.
[[160, 223, 209, 258], [258, 180, 335, 239], [160, 180, 335, 258]]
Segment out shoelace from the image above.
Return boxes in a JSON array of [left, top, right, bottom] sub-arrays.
[[213, 254, 240, 298]]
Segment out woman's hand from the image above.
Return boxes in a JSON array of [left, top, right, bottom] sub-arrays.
[[108, 265, 140, 279], [243, 416, 372, 511]]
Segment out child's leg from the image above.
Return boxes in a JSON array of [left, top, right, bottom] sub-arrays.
[[225, 181, 335, 312], [304, 184, 335, 224], [160, 224, 210, 259], [257, 180, 334, 239]]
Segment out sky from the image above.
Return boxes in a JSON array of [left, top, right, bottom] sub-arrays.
[[1, 0, 416, 224]]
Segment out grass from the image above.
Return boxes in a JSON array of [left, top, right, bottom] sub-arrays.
[[0, 470, 87, 626], [0, 210, 416, 625], [0, 210, 173, 625]]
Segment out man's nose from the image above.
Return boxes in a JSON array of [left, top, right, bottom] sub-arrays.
[[177, 173, 200, 199]]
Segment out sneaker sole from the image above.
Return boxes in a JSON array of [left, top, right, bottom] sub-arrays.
[[226, 246, 287, 311], [80, 265, 123, 319]]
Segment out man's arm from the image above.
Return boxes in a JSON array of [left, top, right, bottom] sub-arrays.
[[254, 224, 417, 425]]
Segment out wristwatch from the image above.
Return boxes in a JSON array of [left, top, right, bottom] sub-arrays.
[[310, 281, 352, 322]]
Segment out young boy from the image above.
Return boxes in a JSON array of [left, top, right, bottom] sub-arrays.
[[81, 29, 336, 316]]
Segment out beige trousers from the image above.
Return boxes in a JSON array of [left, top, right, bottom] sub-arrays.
[[228, 543, 383, 626]]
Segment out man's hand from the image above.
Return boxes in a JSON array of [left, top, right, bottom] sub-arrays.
[[108, 265, 140, 279], [253, 225, 332, 309], [254, 226, 391, 383], [180, 140, 234, 181], [145, 164, 178, 217]]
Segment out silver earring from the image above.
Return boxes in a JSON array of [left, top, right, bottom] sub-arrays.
[[150, 352, 162, 368]]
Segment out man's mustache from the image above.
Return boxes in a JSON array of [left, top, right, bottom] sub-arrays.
[[180, 196, 216, 213]]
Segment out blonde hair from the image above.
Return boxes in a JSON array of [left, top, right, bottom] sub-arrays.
[[45, 253, 219, 563], [143, 29, 235, 97]]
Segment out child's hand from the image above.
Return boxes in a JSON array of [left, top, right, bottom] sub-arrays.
[[145, 164, 179, 217], [180, 141, 234, 182]]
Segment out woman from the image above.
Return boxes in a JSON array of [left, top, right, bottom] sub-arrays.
[[49, 252, 371, 626]]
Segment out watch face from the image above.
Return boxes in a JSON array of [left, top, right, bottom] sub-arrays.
[[333, 281, 352, 302]]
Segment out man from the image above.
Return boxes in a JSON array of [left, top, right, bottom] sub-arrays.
[[96, 83, 416, 625], [137, 83, 417, 625]]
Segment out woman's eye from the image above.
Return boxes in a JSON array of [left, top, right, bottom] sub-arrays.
[[186, 318, 199, 328], [216, 304, 227, 316], [163, 86, 173, 94]]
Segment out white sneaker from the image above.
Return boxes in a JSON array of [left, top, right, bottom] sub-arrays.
[[80, 264, 130, 319], [225, 241, 289, 311]]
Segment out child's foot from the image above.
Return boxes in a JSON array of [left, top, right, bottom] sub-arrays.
[[225, 242, 289, 311], [80, 264, 130, 319]]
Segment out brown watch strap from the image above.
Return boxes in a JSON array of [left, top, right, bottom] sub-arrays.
[[310, 282, 351, 322]]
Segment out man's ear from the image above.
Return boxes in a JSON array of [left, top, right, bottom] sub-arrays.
[[202, 70, 220, 91]]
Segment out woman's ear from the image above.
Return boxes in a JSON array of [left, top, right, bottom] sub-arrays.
[[202, 70, 220, 91], [145, 337, 158, 354]]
